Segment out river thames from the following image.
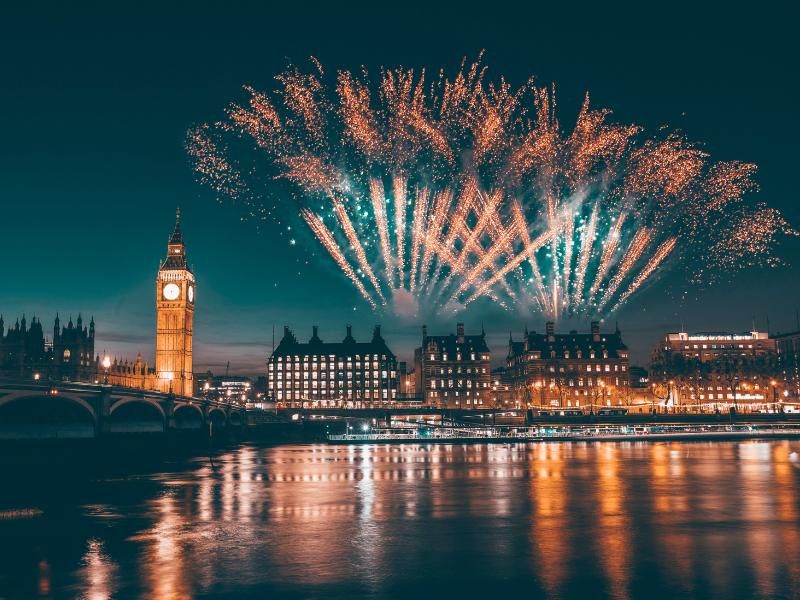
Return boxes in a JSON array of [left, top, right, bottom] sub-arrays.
[[1, 440, 799, 599]]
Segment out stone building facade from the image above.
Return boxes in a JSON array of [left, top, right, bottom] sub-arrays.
[[413, 323, 491, 408], [504, 321, 630, 409], [650, 330, 780, 410], [268, 325, 398, 407], [103, 210, 195, 396], [0, 313, 95, 381]]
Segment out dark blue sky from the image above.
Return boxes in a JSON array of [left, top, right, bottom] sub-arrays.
[[2, 2, 798, 373]]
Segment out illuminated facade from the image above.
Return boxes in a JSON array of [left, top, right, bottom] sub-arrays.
[[773, 330, 800, 401], [102, 210, 195, 396], [413, 323, 491, 408], [657, 331, 776, 362], [505, 321, 630, 409], [199, 374, 254, 406], [154, 210, 195, 396], [650, 330, 780, 409], [268, 325, 398, 406]]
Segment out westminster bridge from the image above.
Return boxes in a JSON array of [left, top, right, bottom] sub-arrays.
[[0, 379, 245, 440]]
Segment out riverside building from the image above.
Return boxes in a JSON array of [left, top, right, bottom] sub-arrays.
[[102, 210, 195, 396], [775, 330, 800, 401], [268, 325, 398, 407], [650, 330, 781, 410], [504, 321, 630, 409], [413, 323, 491, 408]]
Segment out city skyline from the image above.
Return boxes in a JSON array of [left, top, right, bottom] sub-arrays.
[[2, 4, 798, 375], [3, 7, 800, 600]]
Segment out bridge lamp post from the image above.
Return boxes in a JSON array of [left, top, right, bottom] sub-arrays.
[[102, 355, 111, 385]]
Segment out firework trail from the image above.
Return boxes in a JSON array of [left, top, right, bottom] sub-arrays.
[[408, 186, 430, 291], [188, 56, 796, 320], [301, 209, 376, 308], [572, 204, 599, 308]]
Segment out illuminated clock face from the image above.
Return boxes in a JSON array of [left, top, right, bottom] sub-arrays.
[[163, 283, 180, 300], [188, 285, 194, 303]]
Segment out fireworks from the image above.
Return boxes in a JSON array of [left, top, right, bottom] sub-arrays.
[[188, 55, 796, 320]]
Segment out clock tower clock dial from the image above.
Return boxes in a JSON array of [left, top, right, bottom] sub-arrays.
[[163, 283, 180, 301], [155, 208, 195, 396]]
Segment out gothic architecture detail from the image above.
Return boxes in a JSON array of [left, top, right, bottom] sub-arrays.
[[0, 313, 95, 381], [155, 209, 195, 396], [101, 210, 196, 396]]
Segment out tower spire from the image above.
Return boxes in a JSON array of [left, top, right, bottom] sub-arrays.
[[169, 207, 183, 244]]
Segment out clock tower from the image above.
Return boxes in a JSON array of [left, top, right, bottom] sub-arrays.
[[155, 208, 195, 396]]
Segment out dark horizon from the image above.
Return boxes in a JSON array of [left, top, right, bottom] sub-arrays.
[[2, 2, 798, 375]]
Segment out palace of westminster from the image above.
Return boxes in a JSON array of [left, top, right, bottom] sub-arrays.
[[2, 212, 800, 410], [1, 210, 195, 398]]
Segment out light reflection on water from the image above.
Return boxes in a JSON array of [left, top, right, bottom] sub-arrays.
[[1, 440, 799, 599]]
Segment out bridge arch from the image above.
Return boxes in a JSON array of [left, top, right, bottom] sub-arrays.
[[228, 411, 243, 427], [107, 399, 165, 434], [172, 403, 204, 430], [208, 408, 227, 430], [0, 394, 97, 439], [109, 397, 166, 420]]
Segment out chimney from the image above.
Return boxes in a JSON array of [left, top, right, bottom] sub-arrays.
[[422, 324, 428, 340], [591, 321, 600, 342], [283, 325, 290, 337], [546, 321, 555, 341], [457, 322, 465, 342], [312, 325, 319, 337], [345, 324, 353, 340]]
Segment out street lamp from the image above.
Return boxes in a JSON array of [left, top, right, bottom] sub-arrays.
[[102, 355, 111, 385]]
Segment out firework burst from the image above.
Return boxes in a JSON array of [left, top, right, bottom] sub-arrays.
[[188, 55, 796, 320]]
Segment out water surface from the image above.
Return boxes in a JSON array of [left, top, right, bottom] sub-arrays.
[[1, 441, 799, 599]]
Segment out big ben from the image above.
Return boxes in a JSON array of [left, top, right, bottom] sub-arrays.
[[155, 208, 195, 396]]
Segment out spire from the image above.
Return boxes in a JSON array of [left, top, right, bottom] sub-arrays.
[[162, 208, 189, 270], [169, 207, 183, 244]]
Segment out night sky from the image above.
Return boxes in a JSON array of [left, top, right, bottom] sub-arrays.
[[2, 2, 798, 374]]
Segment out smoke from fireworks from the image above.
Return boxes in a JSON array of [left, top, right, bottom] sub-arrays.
[[188, 55, 796, 320]]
